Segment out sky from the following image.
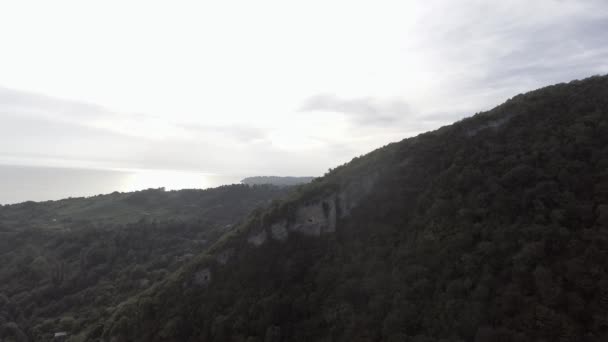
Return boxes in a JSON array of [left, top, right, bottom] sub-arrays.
[[1, 0, 608, 179]]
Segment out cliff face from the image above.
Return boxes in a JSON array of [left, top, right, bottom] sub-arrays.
[[246, 173, 378, 244], [187, 172, 381, 293], [98, 76, 608, 342]]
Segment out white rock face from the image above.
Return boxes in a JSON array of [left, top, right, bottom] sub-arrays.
[[270, 221, 288, 241], [216, 248, 234, 265], [193, 268, 211, 287], [247, 229, 267, 246], [288, 194, 340, 236], [245, 174, 377, 246]]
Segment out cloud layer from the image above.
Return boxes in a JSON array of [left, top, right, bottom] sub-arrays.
[[1, 0, 608, 180], [300, 94, 410, 126], [0, 87, 343, 176]]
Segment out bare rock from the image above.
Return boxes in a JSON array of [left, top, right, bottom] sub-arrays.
[[216, 248, 234, 265], [247, 229, 267, 246], [270, 221, 288, 241], [193, 268, 212, 287]]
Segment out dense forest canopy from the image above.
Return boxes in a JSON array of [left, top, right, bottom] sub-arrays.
[[0, 185, 292, 341]]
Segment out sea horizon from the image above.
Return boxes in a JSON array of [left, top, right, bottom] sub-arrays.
[[0, 163, 243, 205]]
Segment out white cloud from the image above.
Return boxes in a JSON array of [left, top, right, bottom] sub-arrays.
[[0, 0, 607, 178], [300, 94, 410, 126]]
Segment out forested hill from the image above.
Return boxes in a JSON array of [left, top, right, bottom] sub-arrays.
[[241, 176, 315, 187], [0, 185, 290, 232], [96, 75, 608, 342], [0, 185, 292, 341]]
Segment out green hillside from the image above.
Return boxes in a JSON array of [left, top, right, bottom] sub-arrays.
[[0, 185, 292, 341], [0, 185, 290, 231], [96, 75, 608, 342], [241, 176, 316, 187]]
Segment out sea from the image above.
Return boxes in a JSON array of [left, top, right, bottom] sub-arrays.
[[0, 164, 243, 205]]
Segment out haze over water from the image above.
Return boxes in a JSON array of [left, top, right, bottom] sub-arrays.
[[0, 164, 242, 204]]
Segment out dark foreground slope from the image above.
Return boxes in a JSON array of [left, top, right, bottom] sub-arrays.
[[0, 185, 292, 341], [99, 75, 608, 342]]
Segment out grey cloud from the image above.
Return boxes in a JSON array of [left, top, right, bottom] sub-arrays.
[[0, 88, 181, 170], [3, 0, 608, 180], [221, 125, 267, 142], [0, 87, 278, 174], [0, 113, 148, 168], [0, 86, 165, 134], [180, 123, 268, 143], [420, 111, 470, 124], [0, 86, 110, 119], [0, 112, 128, 141], [433, 2, 608, 92], [483, 18, 608, 87], [400, 1, 608, 121], [299, 94, 410, 126]]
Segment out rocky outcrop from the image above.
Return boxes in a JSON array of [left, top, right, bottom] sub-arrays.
[[247, 229, 267, 246], [190, 174, 378, 289], [192, 268, 212, 287], [291, 197, 337, 236], [246, 174, 378, 245], [216, 248, 234, 265], [270, 221, 288, 241]]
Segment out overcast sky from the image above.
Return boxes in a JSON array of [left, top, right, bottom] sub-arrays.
[[1, 0, 607, 177]]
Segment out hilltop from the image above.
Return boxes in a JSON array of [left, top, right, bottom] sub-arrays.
[[241, 176, 315, 187]]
